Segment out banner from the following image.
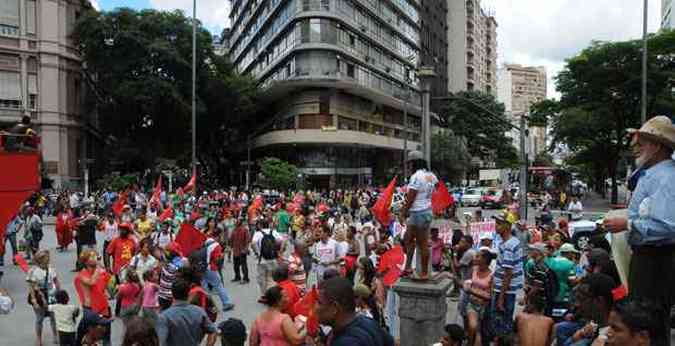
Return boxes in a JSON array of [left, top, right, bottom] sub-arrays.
[[469, 221, 496, 248]]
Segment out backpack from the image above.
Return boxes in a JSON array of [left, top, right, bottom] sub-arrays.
[[259, 231, 277, 261], [188, 246, 209, 274]]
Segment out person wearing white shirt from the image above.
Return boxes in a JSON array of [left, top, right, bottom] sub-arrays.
[[251, 220, 279, 299], [399, 150, 438, 281], [313, 225, 340, 281], [567, 196, 584, 220]]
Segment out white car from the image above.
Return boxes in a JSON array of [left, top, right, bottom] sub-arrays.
[[462, 188, 483, 207]]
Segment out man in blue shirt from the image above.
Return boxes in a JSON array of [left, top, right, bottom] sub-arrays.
[[316, 277, 394, 346], [605, 115, 675, 346], [157, 278, 217, 346]]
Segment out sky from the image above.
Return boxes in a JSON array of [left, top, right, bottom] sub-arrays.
[[96, 0, 664, 99]]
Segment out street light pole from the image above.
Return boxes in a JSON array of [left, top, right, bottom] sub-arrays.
[[641, 0, 648, 124], [418, 66, 436, 168], [402, 88, 408, 178], [191, 0, 197, 171], [519, 114, 528, 221]]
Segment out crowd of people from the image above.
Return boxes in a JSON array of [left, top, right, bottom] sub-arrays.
[[0, 114, 673, 346]]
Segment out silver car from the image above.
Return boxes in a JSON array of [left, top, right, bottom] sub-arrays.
[[462, 188, 483, 207]]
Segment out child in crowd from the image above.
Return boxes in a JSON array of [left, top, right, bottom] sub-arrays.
[[48, 290, 80, 346], [515, 299, 554, 346], [436, 324, 466, 346], [140, 270, 160, 326], [116, 270, 142, 327]]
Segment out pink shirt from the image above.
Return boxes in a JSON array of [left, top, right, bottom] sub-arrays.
[[255, 312, 290, 346], [431, 238, 444, 266], [117, 282, 142, 308], [142, 282, 159, 308]]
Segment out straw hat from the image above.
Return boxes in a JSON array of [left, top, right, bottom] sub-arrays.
[[628, 116, 675, 149]]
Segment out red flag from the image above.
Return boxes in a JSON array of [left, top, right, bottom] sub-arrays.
[[14, 254, 29, 272], [112, 192, 127, 217], [159, 207, 174, 222], [378, 244, 405, 286], [431, 180, 454, 215], [370, 176, 397, 226], [149, 175, 162, 207], [182, 169, 196, 193], [175, 222, 206, 256], [292, 287, 320, 336]]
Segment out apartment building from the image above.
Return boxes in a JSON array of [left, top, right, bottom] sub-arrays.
[[228, 0, 423, 187]]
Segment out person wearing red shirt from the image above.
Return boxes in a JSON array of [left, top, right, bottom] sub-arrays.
[[272, 264, 300, 317], [55, 207, 74, 251], [74, 250, 112, 346], [106, 223, 137, 280], [229, 220, 251, 283], [201, 239, 234, 312]]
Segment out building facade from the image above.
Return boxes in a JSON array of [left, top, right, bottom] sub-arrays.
[[663, 0, 674, 29], [419, 1, 448, 114], [447, 0, 497, 94], [228, 0, 422, 187], [0, 0, 97, 188], [497, 63, 547, 156]]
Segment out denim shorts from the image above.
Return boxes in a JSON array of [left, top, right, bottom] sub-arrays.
[[407, 209, 433, 229]]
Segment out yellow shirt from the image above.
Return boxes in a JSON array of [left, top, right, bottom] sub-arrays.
[[135, 219, 153, 239]]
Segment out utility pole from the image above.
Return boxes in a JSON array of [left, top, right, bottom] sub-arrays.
[[641, 0, 648, 124], [245, 135, 251, 191], [519, 114, 528, 221], [402, 88, 408, 178], [191, 0, 197, 171], [418, 66, 436, 168]]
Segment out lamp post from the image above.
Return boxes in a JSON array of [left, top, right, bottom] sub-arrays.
[[191, 0, 197, 171], [417, 66, 436, 168], [641, 0, 648, 125]]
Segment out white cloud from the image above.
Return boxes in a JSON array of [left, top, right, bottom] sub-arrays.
[[488, 0, 662, 99], [148, 0, 230, 34], [89, 0, 100, 11]]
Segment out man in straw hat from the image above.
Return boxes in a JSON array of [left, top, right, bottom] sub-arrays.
[[604, 115, 675, 346]]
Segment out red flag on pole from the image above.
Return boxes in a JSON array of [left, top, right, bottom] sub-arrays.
[[431, 180, 454, 215], [175, 222, 206, 256], [182, 169, 196, 193], [370, 176, 397, 226], [112, 192, 128, 217], [159, 207, 174, 222], [149, 175, 162, 207]]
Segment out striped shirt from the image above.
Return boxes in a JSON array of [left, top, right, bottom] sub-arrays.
[[158, 257, 183, 301], [493, 236, 524, 294]]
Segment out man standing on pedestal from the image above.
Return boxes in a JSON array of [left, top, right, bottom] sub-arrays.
[[604, 116, 675, 346]]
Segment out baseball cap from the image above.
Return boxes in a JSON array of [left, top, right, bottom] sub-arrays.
[[559, 243, 579, 254], [479, 233, 494, 241], [492, 213, 510, 224], [528, 242, 547, 254]]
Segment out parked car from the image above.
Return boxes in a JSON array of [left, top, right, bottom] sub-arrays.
[[480, 189, 505, 209], [462, 188, 483, 207]]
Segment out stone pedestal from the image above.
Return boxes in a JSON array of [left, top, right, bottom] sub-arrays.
[[393, 277, 452, 346]]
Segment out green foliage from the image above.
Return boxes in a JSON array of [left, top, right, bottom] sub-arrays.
[[95, 173, 138, 191], [529, 99, 560, 127], [74, 8, 259, 186], [533, 152, 554, 167], [551, 30, 675, 202], [438, 91, 519, 168], [259, 158, 299, 191], [431, 130, 471, 184]]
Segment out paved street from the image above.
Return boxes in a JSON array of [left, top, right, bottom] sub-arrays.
[[0, 199, 605, 345]]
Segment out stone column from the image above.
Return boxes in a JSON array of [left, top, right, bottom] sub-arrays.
[[393, 277, 452, 346]]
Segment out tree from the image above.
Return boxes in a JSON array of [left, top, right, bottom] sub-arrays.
[[529, 99, 560, 127], [259, 158, 299, 191], [551, 30, 675, 203], [73, 8, 259, 187], [533, 152, 554, 167], [438, 91, 519, 168], [431, 130, 471, 184]]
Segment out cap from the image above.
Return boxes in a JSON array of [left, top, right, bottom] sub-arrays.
[[559, 243, 579, 254], [528, 242, 547, 254], [492, 213, 511, 224], [479, 233, 494, 241], [406, 150, 425, 162]]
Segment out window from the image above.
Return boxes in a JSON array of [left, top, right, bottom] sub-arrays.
[[347, 63, 355, 78], [0, 0, 19, 28], [25, 0, 36, 34], [349, 34, 355, 47], [0, 70, 22, 108], [310, 18, 321, 42]]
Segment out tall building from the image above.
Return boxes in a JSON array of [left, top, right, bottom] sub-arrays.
[[447, 0, 497, 94], [663, 0, 674, 29], [228, 0, 423, 187], [0, 0, 99, 188], [497, 64, 547, 156], [214, 28, 231, 56], [419, 1, 448, 114]]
